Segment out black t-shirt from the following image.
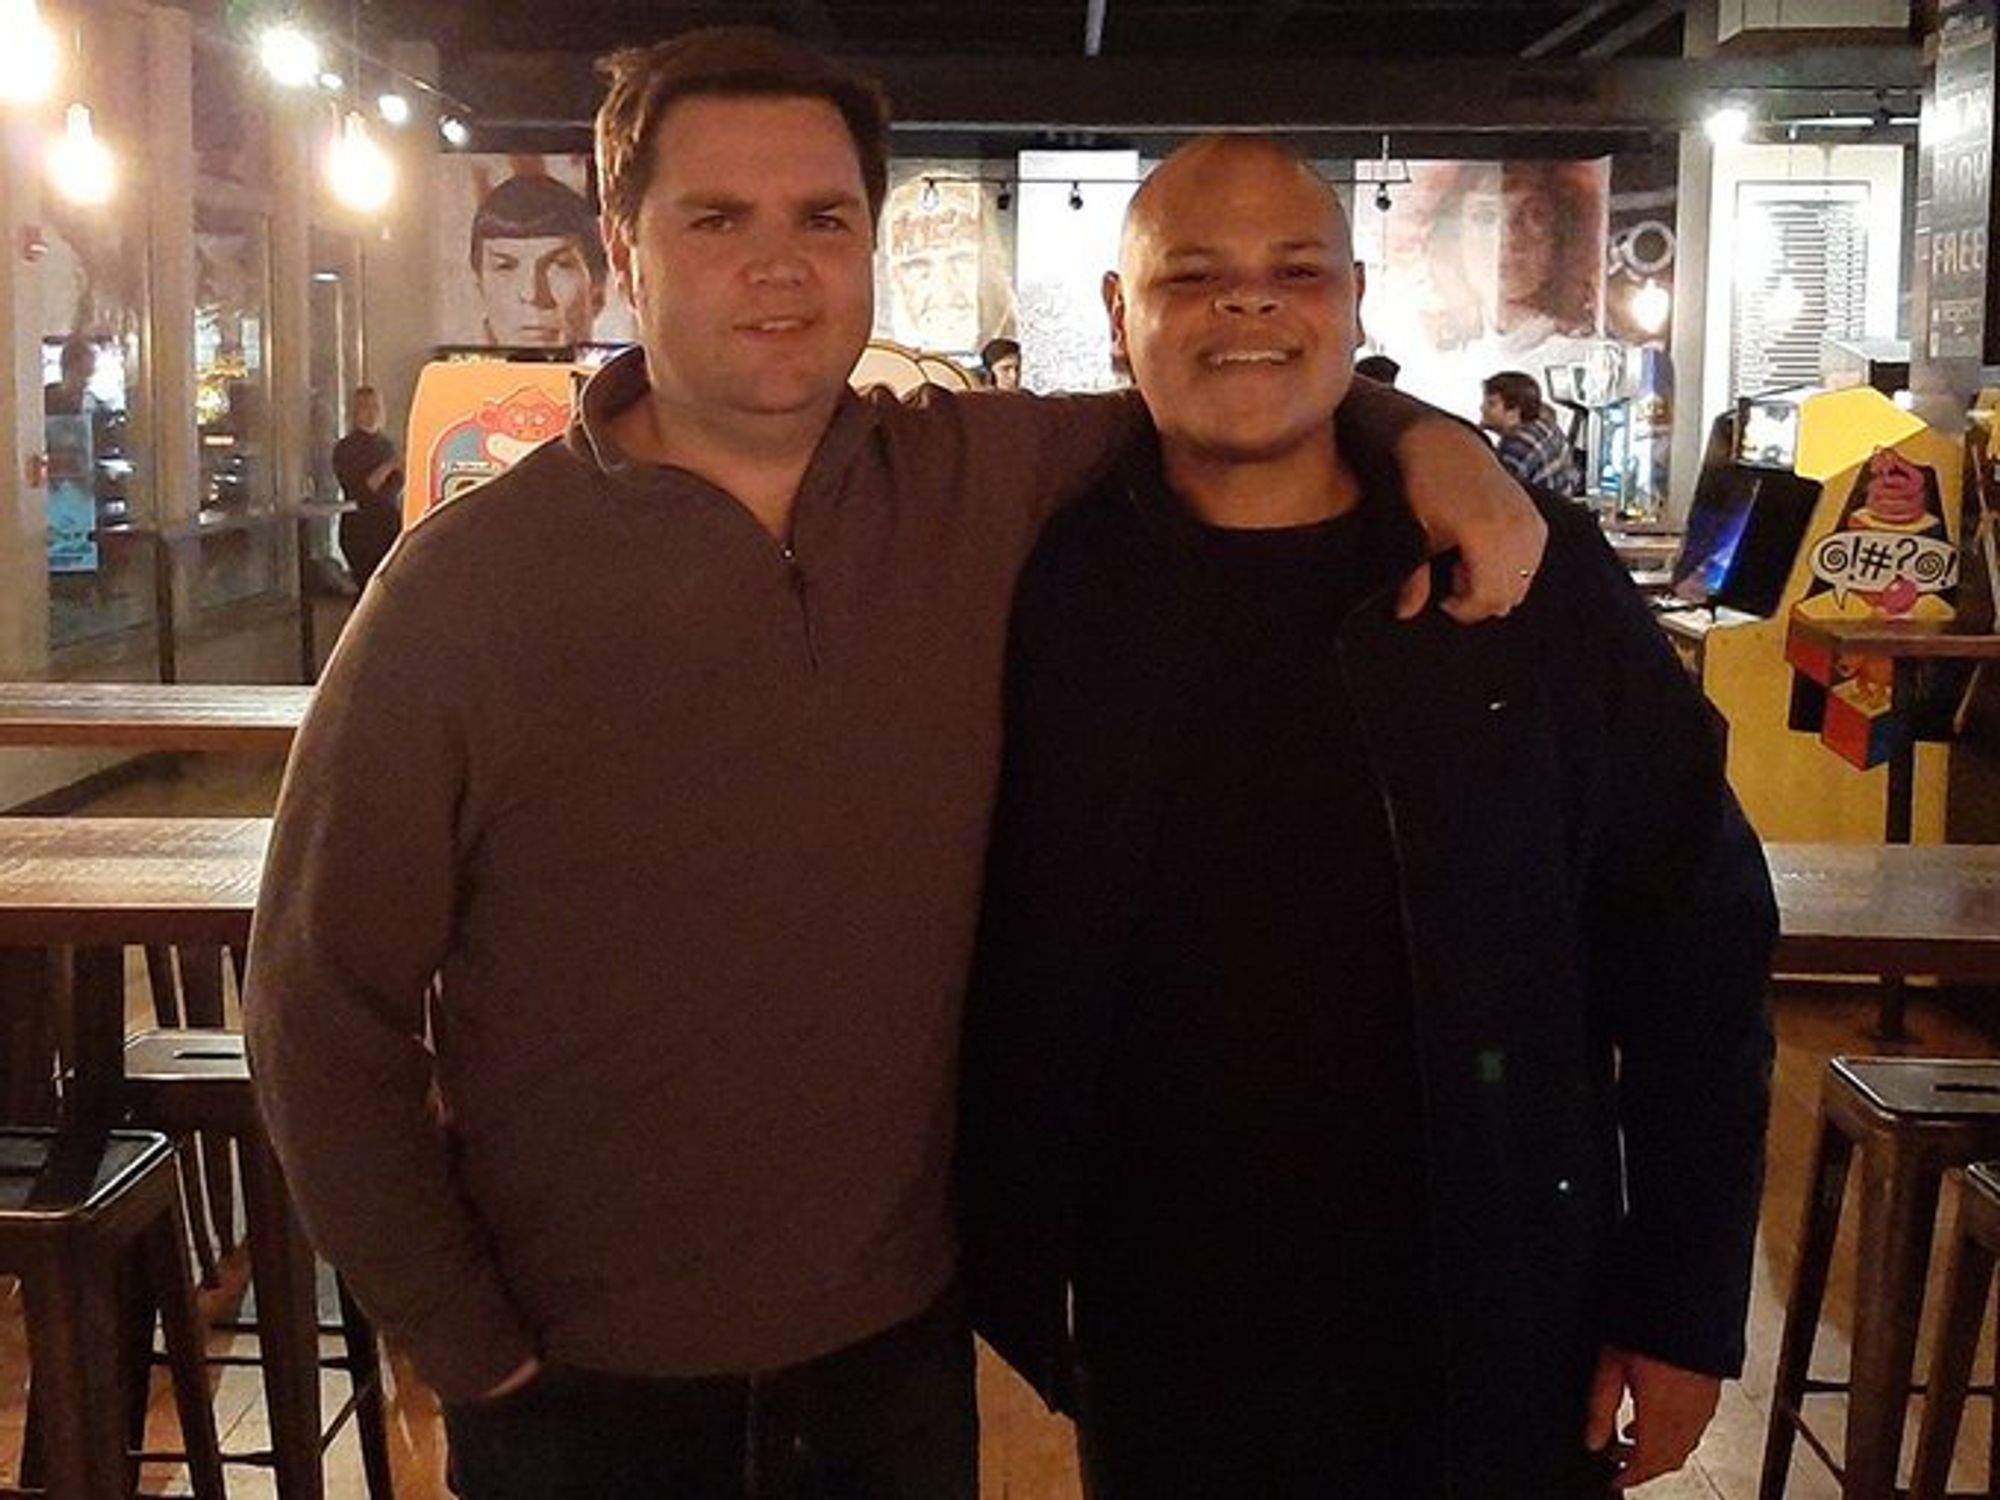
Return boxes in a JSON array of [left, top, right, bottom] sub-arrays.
[[333, 428, 401, 511], [1073, 506, 1433, 1386]]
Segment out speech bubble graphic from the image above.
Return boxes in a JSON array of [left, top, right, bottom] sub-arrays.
[[1809, 530, 1958, 607]]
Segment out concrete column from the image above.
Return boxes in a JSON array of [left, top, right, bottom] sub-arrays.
[[270, 98, 312, 512], [0, 115, 50, 677], [143, 4, 196, 532], [360, 40, 441, 437], [1667, 0, 1721, 522]]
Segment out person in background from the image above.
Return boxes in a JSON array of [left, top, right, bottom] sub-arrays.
[[958, 136, 1775, 1500], [247, 29, 1545, 1500], [1482, 367, 1581, 498], [43, 335, 98, 416], [331, 385, 404, 590], [981, 335, 1022, 390], [471, 175, 611, 349], [1354, 351, 1400, 386]]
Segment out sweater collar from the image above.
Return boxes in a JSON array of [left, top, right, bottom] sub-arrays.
[[565, 345, 874, 512]]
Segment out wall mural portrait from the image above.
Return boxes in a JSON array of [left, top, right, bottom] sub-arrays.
[[1356, 157, 1610, 417], [436, 155, 637, 350]]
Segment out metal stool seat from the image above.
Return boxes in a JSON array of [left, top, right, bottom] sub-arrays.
[[122, 1027, 395, 1500], [0, 1126, 224, 1500], [1762, 1057, 2000, 1499]]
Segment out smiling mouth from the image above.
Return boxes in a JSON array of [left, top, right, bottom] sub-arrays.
[[1204, 349, 1296, 368]]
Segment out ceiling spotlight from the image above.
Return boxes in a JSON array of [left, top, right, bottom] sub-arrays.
[[1068, 182, 1083, 211], [1704, 104, 1751, 147], [1374, 184, 1393, 214], [258, 24, 322, 89], [0, 0, 60, 106], [921, 177, 940, 212], [47, 101, 114, 205], [439, 114, 471, 148], [376, 91, 411, 127], [996, 185, 1012, 211]]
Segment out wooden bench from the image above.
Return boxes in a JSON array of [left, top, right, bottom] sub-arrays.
[[1766, 841, 2000, 1040], [0, 681, 310, 755]]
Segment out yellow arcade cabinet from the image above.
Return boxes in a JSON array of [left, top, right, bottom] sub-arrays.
[[1659, 384, 1962, 843]]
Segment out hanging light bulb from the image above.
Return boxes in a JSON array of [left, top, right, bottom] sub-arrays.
[[1630, 279, 1672, 336], [0, 0, 59, 106], [438, 114, 471, 148], [1068, 181, 1084, 211], [920, 177, 940, 212], [327, 110, 394, 214], [47, 102, 114, 205], [258, 24, 322, 89]]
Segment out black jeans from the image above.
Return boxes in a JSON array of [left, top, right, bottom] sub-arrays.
[[443, 1292, 977, 1500], [1075, 1353, 1449, 1500]]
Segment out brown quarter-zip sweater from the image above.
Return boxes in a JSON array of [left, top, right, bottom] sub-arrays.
[[245, 349, 1429, 1402]]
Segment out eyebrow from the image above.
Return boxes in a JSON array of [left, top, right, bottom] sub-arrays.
[[671, 191, 865, 216], [1159, 237, 1333, 260]]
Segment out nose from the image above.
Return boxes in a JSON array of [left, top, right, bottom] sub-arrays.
[[746, 233, 811, 287], [1216, 282, 1279, 316]]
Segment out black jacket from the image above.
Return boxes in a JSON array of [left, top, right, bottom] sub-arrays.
[[955, 455, 1777, 1499]]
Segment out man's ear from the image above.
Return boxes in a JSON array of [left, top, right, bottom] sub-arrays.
[[1103, 270, 1128, 365], [603, 215, 634, 304]]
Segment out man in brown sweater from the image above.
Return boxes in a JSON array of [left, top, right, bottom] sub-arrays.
[[245, 28, 1545, 1500]]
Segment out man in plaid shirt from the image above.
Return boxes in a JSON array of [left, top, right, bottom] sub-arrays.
[[1482, 369, 1582, 498]]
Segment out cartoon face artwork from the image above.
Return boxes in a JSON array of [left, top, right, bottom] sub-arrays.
[[1802, 447, 1958, 621]]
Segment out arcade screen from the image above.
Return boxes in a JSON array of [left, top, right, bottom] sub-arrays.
[[1674, 412, 1819, 617], [1736, 395, 1803, 470]]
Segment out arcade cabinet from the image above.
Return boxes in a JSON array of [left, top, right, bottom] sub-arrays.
[[1657, 384, 1961, 842]]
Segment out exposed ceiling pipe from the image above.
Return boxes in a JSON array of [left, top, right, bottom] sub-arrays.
[[1085, 0, 1108, 56]]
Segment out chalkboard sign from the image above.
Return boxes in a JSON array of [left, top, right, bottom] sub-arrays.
[[1925, 0, 1997, 361]]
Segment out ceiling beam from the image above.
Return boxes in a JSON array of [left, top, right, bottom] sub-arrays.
[[1248, 0, 1297, 49], [783, 0, 841, 47], [1577, 0, 1688, 58], [1521, 0, 1630, 59], [459, 43, 1920, 133]]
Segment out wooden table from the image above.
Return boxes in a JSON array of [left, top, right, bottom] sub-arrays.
[[0, 682, 310, 755], [1767, 841, 2000, 1037], [0, 817, 266, 1126]]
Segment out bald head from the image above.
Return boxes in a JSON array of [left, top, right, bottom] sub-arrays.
[[1121, 137, 1351, 274], [1102, 133, 1365, 518]]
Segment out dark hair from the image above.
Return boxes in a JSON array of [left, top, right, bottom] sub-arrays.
[[595, 27, 891, 238], [1483, 370, 1544, 421], [980, 337, 1020, 370], [1354, 353, 1400, 385], [58, 335, 95, 378], [470, 175, 608, 282]]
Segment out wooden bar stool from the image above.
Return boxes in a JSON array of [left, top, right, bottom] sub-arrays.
[[1762, 1057, 2000, 1500], [0, 1126, 224, 1500], [122, 1027, 395, 1500], [1910, 1161, 2000, 1500]]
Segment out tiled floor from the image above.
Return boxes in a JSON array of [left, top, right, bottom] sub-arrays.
[[2, 753, 1997, 1495]]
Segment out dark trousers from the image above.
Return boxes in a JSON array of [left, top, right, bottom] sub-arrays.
[[1075, 1353, 1448, 1500], [443, 1293, 977, 1500], [1075, 1354, 1619, 1500]]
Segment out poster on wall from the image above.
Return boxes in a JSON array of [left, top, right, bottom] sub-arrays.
[[43, 414, 98, 574], [435, 155, 638, 350], [1355, 158, 1610, 418], [875, 163, 1016, 358]]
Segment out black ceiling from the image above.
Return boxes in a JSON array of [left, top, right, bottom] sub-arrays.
[[361, 0, 1688, 64]]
